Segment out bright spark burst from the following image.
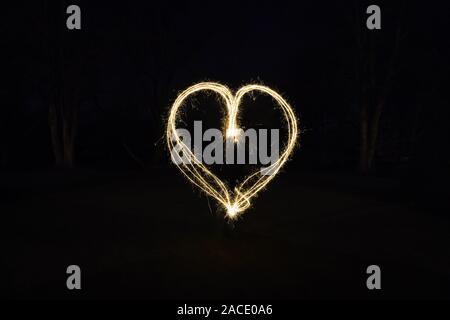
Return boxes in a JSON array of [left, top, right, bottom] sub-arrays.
[[166, 82, 299, 220], [226, 127, 241, 142]]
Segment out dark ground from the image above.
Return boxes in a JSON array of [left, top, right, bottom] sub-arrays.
[[1, 168, 450, 300]]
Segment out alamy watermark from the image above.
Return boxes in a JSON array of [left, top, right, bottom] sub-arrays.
[[170, 121, 280, 175]]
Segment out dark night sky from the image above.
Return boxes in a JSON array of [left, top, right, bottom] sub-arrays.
[[2, 1, 450, 171]]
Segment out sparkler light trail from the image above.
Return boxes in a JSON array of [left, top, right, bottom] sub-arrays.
[[166, 82, 299, 220]]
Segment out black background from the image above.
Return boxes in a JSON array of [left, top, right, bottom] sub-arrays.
[[1, 0, 450, 300]]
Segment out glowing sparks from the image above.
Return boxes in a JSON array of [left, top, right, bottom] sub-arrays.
[[225, 203, 240, 219], [226, 127, 241, 140], [226, 127, 242, 143], [166, 82, 299, 220]]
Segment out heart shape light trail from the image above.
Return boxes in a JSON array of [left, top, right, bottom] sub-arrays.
[[166, 82, 299, 220]]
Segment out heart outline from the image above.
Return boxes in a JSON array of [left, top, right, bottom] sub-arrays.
[[166, 82, 299, 219]]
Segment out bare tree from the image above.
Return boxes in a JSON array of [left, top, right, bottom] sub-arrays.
[[46, 0, 79, 168], [354, 1, 406, 174]]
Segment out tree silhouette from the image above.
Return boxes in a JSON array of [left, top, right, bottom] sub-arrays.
[[353, 1, 406, 174]]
